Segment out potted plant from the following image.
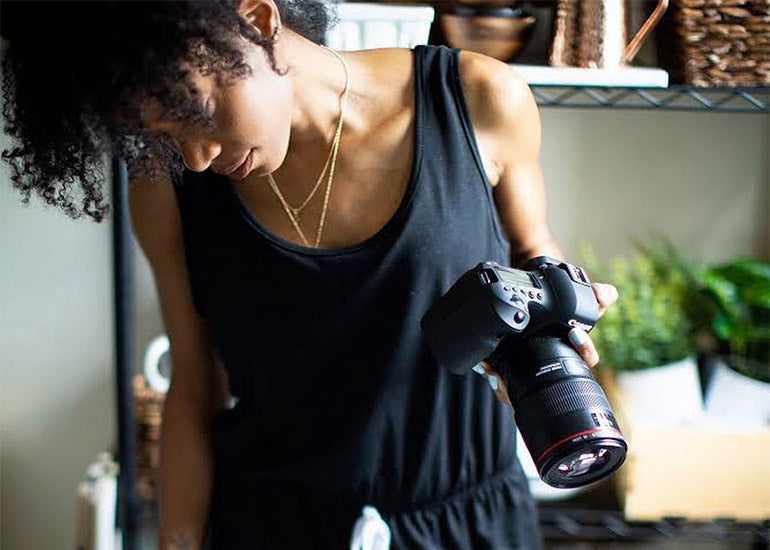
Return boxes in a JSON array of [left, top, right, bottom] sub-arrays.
[[635, 239, 770, 428], [691, 258, 770, 428], [579, 239, 704, 427]]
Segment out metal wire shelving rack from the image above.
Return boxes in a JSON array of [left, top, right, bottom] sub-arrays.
[[538, 507, 770, 548], [535, 476, 770, 549], [530, 85, 770, 113]]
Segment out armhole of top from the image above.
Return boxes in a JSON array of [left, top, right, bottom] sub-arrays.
[[448, 47, 511, 253]]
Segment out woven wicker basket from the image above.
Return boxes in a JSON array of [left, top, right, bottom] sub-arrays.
[[659, 0, 770, 87]]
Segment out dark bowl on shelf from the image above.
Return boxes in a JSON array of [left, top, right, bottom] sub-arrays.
[[440, 4, 536, 62]]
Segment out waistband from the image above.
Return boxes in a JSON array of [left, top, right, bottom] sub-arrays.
[[380, 462, 523, 521]]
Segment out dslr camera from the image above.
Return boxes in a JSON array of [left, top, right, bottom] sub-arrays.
[[421, 256, 627, 488]]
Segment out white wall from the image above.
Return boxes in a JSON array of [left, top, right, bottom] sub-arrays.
[[540, 109, 769, 264], [0, 135, 116, 549], [1, 109, 768, 549]]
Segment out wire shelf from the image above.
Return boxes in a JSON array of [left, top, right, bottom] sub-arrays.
[[531, 85, 770, 113], [538, 507, 770, 547]]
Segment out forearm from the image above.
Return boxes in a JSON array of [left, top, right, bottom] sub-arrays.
[[509, 234, 566, 268], [157, 390, 216, 550]]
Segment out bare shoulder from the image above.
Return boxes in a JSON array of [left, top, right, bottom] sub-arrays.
[[455, 48, 536, 125], [350, 47, 417, 100], [454, 49, 541, 181]]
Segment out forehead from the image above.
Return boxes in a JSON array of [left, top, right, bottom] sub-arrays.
[[138, 68, 213, 131]]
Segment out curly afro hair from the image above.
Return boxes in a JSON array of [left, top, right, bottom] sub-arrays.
[[0, 0, 338, 222]]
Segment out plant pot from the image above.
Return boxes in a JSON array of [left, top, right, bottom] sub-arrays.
[[614, 356, 704, 427], [703, 356, 770, 429]]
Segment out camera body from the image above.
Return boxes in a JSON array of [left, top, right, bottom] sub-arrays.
[[421, 256, 599, 376], [421, 256, 627, 488]]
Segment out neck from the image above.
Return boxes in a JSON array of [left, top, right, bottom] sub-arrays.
[[273, 29, 355, 157]]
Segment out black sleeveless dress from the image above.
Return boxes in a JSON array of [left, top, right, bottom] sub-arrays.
[[172, 43, 544, 550]]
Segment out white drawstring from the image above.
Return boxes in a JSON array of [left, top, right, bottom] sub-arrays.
[[349, 505, 391, 550]]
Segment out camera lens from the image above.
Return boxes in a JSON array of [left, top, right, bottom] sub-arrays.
[[494, 337, 627, 488], [557, 448, 610, 477], [540, 438, 626, 487]]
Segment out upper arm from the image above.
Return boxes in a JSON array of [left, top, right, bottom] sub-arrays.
[[456, 50, 557, 263], [128, 176, 228, 416]]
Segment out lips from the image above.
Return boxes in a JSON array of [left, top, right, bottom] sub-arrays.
[[215, 151, 251, 175], [229, 149, 255, 179]]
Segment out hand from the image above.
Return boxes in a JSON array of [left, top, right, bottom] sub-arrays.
[[473, 282, 619, 408]]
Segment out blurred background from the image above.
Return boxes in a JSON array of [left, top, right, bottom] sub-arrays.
[[1, 1, 768, 549]]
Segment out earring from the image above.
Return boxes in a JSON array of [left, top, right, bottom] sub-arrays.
[[270, 25, 281, 42]]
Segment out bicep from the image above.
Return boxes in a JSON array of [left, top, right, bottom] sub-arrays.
[[485, 65, 554, 258], [493, 153, 550, 255], [456, 50, 555, 259]]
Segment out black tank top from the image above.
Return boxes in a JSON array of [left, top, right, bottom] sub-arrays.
[[172, 44, 543, 549]]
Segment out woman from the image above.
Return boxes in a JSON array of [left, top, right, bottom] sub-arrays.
[[1, 1, 618, 548]]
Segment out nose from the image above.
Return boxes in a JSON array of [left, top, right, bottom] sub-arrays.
[[175, 135, 222, 172]]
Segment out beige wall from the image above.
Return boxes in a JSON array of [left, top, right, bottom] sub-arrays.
[[1, 109, 768, 549], [540, 109, 769, 264], [0, 134, 116, 549]]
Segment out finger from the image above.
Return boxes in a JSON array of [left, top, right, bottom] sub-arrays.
[[473, 360, 496, 376], [568, 328, 600, 368], [592, 283, 618, 317], [473, 362, 512, 407], [485, 372, 512, 407]]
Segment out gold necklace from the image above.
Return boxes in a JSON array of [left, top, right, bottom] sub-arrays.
[[267, 45, 349, 248], [279, 98, 340, 223]]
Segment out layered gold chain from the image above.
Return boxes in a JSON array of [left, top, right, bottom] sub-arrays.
[[266, 45, 350, 248]]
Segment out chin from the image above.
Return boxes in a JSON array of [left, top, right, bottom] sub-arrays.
[[264, 155, 287, 176]]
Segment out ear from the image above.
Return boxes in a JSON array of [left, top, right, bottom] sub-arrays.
[[236, 0, 281, 38]]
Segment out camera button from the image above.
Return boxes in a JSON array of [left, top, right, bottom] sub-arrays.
[[537, 292, 543, 300], [528, 290, 535, 298], [514, 311, 526, 323]]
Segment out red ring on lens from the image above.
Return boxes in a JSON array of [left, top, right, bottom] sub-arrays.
[[535, 427, 622, 467]]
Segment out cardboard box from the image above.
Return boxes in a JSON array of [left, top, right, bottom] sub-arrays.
[[596, 367, 770, 522]]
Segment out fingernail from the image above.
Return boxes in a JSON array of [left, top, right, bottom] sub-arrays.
[[569, 328, 588, 347], [487, 375, 499, 391], [599, 284, 617, 303], [472, 364, 485, 374], [597, 285, 609, 303]]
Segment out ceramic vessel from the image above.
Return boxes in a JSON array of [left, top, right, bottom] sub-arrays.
[[441, 4, 536, 62], [703, 356, 770, 429], [614, 356, 704, 427]]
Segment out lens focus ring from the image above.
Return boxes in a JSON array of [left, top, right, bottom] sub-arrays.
[[517, 378, 610, 418]]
